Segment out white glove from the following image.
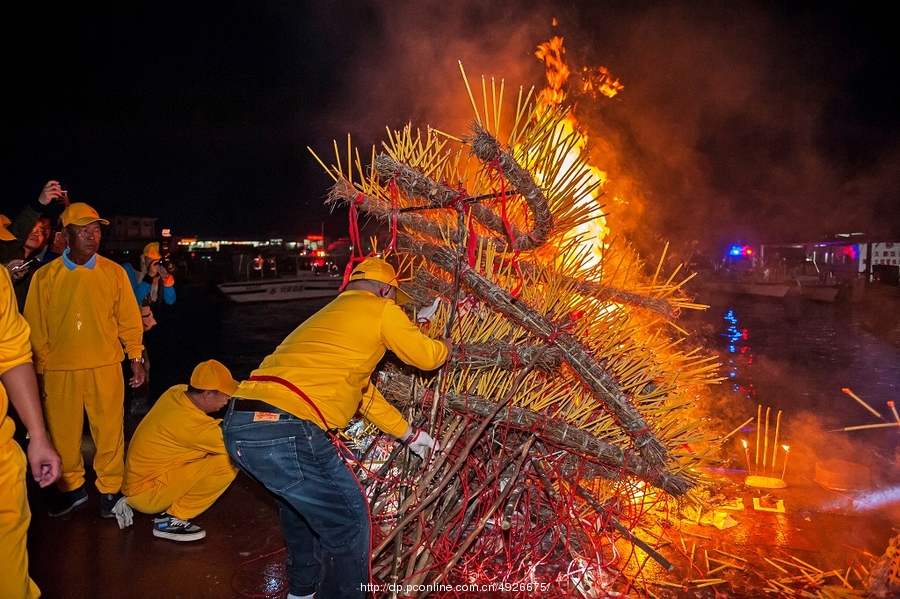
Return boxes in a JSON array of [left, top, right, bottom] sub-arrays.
[[406, 429, 438, 461], [113, 496, 134, 530], [416, 297, 441, 324]]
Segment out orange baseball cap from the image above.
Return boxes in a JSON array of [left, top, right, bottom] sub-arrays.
[[0, 216, 14, 241], [143, 242, 161, 261], [61, 203, 109, 227], [348, 257, 411, 304], [190, 360, 239, 396]]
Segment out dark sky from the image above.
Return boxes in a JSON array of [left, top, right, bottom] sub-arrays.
[[2, 1, 897, 252]]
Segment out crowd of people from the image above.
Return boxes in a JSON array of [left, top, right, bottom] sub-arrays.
[[0, 183, 452, 599]]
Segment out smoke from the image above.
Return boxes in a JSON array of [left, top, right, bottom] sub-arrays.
[[571, 3, 900, 256], [311, 1, 551, 147], [317, 1, 898, 258]]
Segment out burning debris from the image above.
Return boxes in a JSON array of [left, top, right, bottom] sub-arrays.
[[308, 50, 730, 595]]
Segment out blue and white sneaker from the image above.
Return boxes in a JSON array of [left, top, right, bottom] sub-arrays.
[[152, 514, 206, 541]]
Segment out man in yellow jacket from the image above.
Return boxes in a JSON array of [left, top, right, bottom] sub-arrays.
[[24, 202, 145, 518], [117, 359, 238, 541], [0, 266, 61, 599], [223, 257, 452, 599]]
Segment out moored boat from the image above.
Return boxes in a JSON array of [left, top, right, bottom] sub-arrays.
[[218, 271, 342, 303]]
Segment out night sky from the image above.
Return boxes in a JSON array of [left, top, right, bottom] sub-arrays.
[[2, 1, 897, 255]]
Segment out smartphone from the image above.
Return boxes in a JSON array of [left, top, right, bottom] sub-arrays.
[[10, 258, 38, 273]]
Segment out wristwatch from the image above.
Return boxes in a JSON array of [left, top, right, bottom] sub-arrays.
[[131, 357, 144, 364]]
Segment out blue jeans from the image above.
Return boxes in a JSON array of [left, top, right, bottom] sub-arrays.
[[223, 401, 370, 599]]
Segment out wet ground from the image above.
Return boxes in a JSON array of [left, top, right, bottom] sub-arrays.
[[22, 429, 900, 598], [22, 286, 900, 598]]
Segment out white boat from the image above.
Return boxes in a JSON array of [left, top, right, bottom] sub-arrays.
[[218, 272, 342, 303], [701, 279, 792, 298]]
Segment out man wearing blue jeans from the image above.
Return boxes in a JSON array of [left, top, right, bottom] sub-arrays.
[[223, 257, 451, 599]]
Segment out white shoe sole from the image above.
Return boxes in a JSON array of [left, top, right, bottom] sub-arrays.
[[48, 493, 89, 517], [152, 528, 207, 542]]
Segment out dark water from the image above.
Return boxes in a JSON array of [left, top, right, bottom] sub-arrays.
[[681, 293, 900, 477], [141, 284, 326, 397], [145, 285, 900, 472]]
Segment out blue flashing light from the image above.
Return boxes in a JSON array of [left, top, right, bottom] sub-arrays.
[[728, 245, 753, 257]]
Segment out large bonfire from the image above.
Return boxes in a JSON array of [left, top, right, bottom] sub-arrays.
[[314, 38, 721, 597]]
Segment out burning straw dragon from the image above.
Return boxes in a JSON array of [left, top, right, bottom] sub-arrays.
[[315, 72, 720, 597]]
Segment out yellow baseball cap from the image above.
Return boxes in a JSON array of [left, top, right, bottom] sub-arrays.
[[190, 360, 239, 396], [61, 203, 109, 227], [0, 215, 14, 241], [143, 242, 161, 261], [348, 257, 411, 304]]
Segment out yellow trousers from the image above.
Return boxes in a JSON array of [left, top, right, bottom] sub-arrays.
[[43, 364, 125, 493], [125, 453, 236, 520], [0, 439, 41, 599]]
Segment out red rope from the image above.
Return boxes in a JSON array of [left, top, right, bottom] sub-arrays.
[[342, 192, 368, 288], [465, 203, 477, 267], [387, 178, 400, 253]]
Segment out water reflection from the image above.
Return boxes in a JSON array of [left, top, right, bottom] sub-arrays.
[[721, 309, 754, 399], [684, 295, 900, 470]]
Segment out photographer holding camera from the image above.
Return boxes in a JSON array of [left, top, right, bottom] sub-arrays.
[[121, 243, 176, 412], [1, 181, 70, 310], [123, 242, 176, 309]]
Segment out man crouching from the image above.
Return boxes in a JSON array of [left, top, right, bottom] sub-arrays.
[[114, 360, 238, 541]]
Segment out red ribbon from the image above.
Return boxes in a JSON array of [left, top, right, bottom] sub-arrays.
[[341, 192, 368, 288], [387, 178, 400, 253]]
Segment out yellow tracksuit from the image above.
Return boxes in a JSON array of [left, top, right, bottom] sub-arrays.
[[0, 268, 42, 599], [235, 290, 448, 437], [123, 385, 237, 519], [24, 253, 143, 493]]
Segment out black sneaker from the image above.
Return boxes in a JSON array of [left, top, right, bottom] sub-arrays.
[[100, 492, 123, 519], [152, 514, 206, 541], [48, 485, 89, 517]]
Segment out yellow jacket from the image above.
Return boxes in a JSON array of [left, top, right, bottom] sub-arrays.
[[123, 384, 232, 496], [24, 253, 143, 373], [236, 290, 447, 438], [0, 269, 34, 446]]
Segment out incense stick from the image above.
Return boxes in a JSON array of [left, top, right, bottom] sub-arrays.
[[841, 388, 885, 420], [771, 410, 782, 476], [888, 401, 900, 425], [755, 405, 762, 474], [830, 422, 900, 432], [721, 417, 754, 443]]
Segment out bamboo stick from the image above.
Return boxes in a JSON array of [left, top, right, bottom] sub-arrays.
[[421, 437, 535, 596]]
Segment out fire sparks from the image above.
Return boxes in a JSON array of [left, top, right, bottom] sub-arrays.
[[581, 65, 625, 99]]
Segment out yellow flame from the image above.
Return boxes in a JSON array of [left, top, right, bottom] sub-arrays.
[[529, 36, 614, 269]]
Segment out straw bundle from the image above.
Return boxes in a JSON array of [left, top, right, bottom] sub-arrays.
[[314, 69, 720, 596]]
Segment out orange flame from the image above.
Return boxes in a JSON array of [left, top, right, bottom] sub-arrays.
[[530, 36, 618, 268], [581, 65, 625, 99]]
